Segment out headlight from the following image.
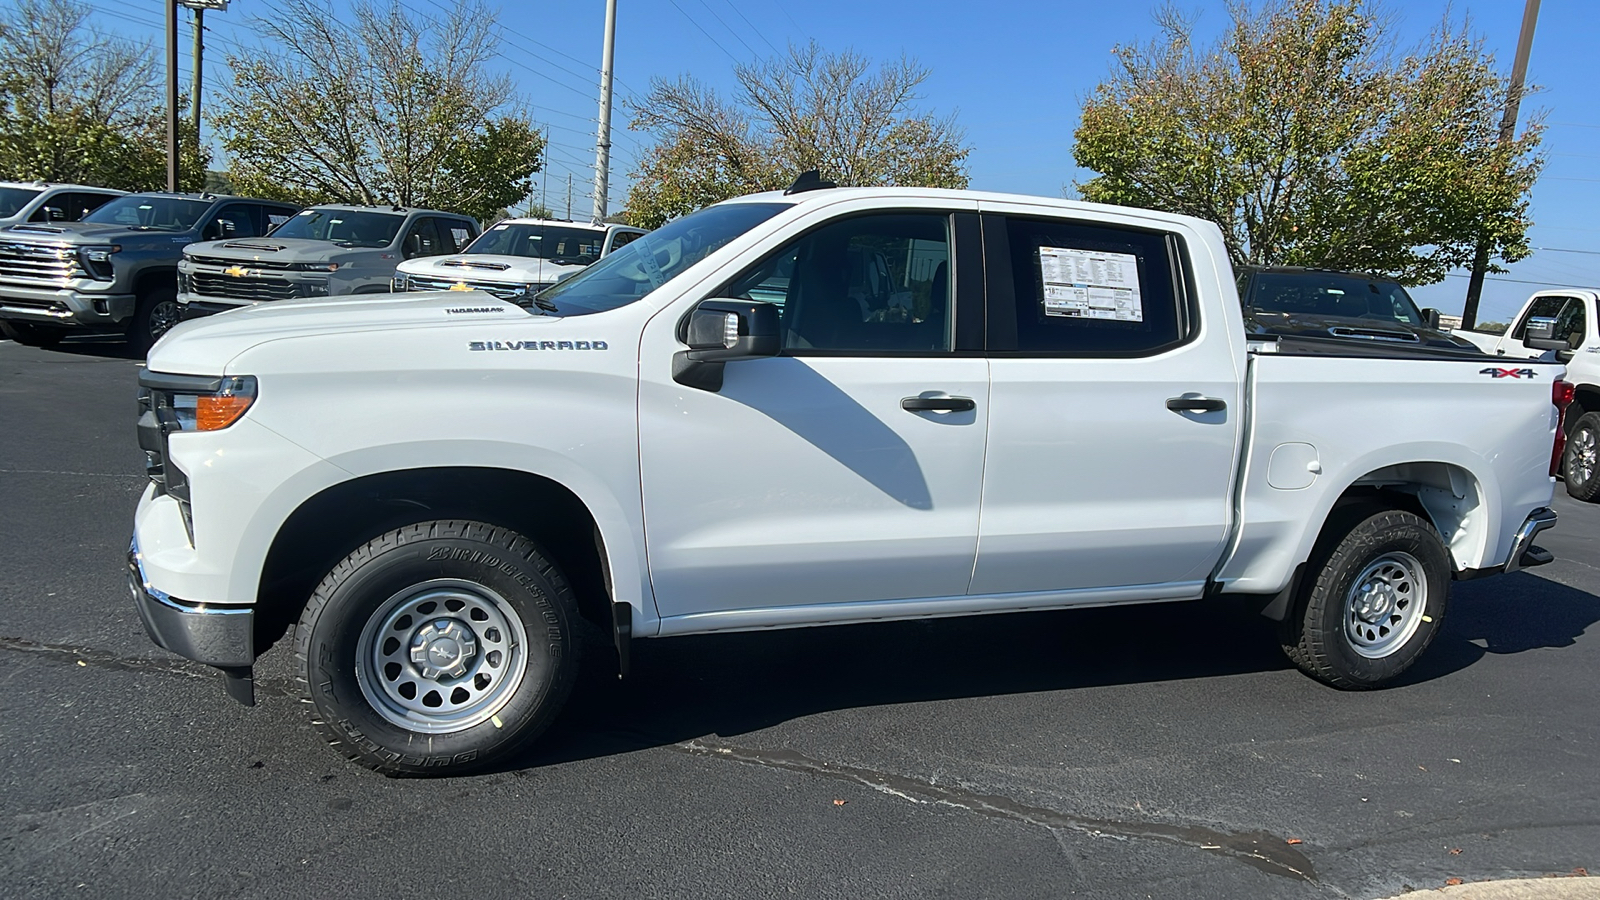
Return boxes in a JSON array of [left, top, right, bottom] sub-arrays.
[[78, 244, 119, 280], [163, 376, 259, 432], [290, 261, 339, 272]]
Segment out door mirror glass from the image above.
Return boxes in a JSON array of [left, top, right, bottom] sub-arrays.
[[1420, 307, 1441, 329]]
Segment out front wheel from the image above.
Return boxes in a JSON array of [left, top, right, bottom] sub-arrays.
[[128, 286, 181, 352], [1281, 509, 1450, 690], [1564, 411, 1600, 502], [295, 520, 582, 776]]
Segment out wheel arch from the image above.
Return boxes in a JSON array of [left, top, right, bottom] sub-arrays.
[[1328, 460, 1489, 575], [254, 466, 622, 654], [1568, 384, 1600, 434]]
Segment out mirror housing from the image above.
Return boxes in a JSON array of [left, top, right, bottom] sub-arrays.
[[1524, 316, 1569, 351], [43, 205, 65, 221], [1420, 307, 1442, 329], [672, 299, 780, 392]]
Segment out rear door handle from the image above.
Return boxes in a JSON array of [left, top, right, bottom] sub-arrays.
[[1166, 396, 1226, 413], [902, 396, 976, 413]]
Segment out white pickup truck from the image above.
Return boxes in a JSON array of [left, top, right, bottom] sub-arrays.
[[1456, 290, 1600, 500], [131, 183, 1566, 776]]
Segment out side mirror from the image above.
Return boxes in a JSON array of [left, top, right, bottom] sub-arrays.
[[1420, 307, 1441, 329], [1524, 316, 1568, 351], [672, 298, 780, 392], [43, 206, 65, 221]]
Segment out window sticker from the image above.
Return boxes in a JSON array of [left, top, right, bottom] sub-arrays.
[[1037, 246, 1143, 322]]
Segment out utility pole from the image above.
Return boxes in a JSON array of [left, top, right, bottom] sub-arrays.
[[190, 7, 204, 137], [1461, 0, 1540, 330], [591, 0, 617, 224], [565, 174, 572, 220], [165, 0, 179, 191]]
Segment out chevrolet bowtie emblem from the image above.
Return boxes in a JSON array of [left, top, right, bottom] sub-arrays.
[[224, 265, 248, 277], [448, 282, 471, 291]]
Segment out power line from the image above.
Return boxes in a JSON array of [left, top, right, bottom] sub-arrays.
[[1443, 272, 1598, 288], [719, 0, 780, 55], [693, 0, 758, 58], [1532, 246, 1600, 256], [665, 0, 739, 63]]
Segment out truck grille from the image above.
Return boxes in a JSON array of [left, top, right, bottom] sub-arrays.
[[406, 276, 540, 301], [0, 241, 81, 285], [191, 272, 307, 302]]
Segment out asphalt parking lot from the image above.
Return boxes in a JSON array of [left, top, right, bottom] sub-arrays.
[[1, 336, 1596, 900]]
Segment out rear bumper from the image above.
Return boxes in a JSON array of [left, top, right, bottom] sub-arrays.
[[1458, 507, 1558, 580], [128, 538, 254, 668], [1503, 506, 1558, 574]]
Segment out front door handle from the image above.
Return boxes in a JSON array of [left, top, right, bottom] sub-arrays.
[[1166, 396, 1226, 413], [902, 396, 976, 413]]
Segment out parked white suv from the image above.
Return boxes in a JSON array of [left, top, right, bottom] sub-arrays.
[[0, 181, 123, 227], [392, 217, 645, 302], [132, 181, 1564, 775]]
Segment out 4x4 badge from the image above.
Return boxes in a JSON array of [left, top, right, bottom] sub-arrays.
[[1479, 367, 1537, 379]]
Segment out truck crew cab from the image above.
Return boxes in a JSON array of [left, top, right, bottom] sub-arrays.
[[131, 181, 1565, 775]]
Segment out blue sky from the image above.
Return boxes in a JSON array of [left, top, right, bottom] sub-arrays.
[[100, 0, 1600, 323]]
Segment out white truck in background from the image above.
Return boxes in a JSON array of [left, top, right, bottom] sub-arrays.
[[130, 182, 1566, 776], [392, 217, 646, 303], [1456, 290, 1600, 500]]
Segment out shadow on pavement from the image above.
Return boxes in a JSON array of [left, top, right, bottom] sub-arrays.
[[48, 335, 144, 361], [494, 570, 1598, 772]]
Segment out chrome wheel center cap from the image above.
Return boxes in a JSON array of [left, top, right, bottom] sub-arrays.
[[1357, 581, 1395, 623], [409, 618, 477, 679]]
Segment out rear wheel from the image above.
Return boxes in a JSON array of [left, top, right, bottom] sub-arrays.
[[1563, 411, 1600, 502], [0, 320, 66, 347], [128, 286, 180, 352], [295, 520, 581, 776], [1281, 509, 1450, 689]]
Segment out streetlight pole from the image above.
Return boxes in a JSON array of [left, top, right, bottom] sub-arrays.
[[1461, 0, 1540, 330], [591, 0, 617, 224]]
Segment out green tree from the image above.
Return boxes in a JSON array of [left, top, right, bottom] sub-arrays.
[[1072, 0, 1543, 284], [626, 42, 971, 229], [214, 0, 544, 222], [0, 0, 207, 191]]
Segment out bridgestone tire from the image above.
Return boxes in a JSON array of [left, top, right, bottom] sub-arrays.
[[1, 320, 66, 347], [295, 520, 581, 776], [1281, 509, 1450, 690], [1563, 411, 1600, 502]]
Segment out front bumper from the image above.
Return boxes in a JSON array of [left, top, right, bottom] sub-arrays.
[[128, 538, 254, 668], [0, 283, 136, 328]]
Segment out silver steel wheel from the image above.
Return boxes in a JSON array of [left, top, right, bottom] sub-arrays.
[[1570, 425, 1597, 485], [148, 299, 182, 339], [355, 578, 528, 734], [1344, 551, 1428, 659]]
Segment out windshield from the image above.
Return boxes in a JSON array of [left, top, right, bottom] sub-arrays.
[[466, 223, 607, 264], [535, 202, 789, 316], [83, 195, 211, 231], [269, 208, 405, 248], [1248, 272, 1424, 328], [0, 187, 42, 217]]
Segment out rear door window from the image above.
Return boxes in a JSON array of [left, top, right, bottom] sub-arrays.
[[989, 215, 1190, 356], [440, 219, 476, 253], [203, 203, 262, 240]]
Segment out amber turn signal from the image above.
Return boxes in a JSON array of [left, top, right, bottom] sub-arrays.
[[196, 393, 255, 431]]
